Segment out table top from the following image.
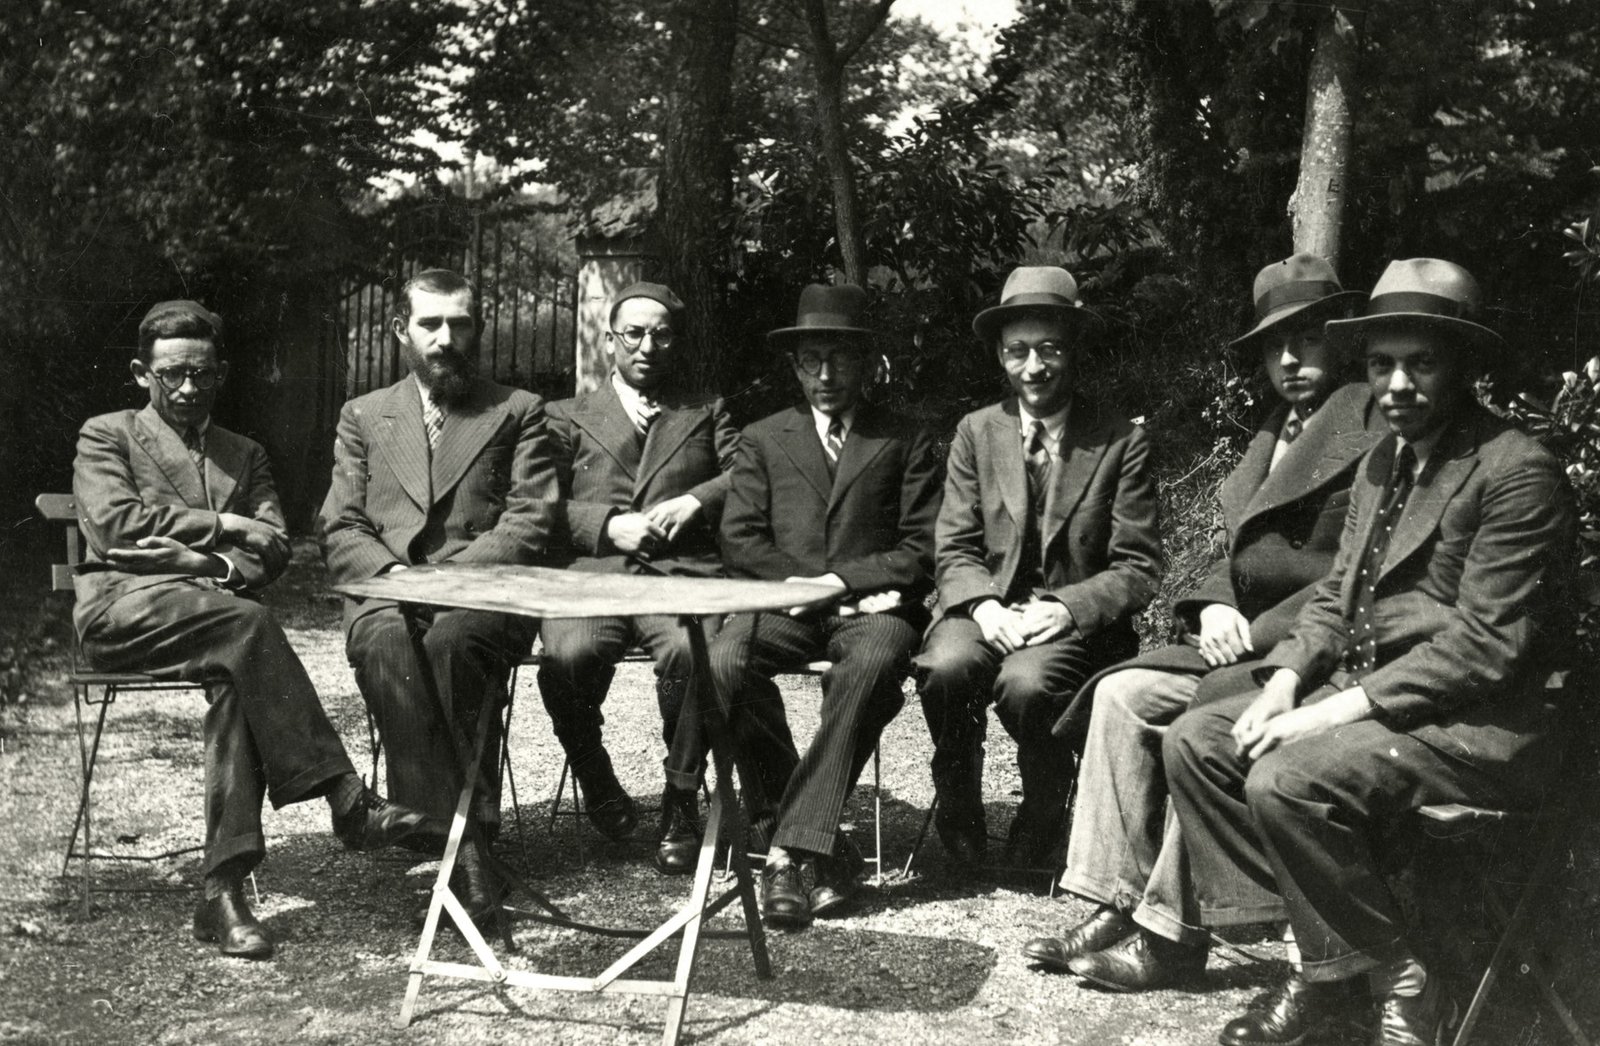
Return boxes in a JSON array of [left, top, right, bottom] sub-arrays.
[[334, 563, 843, 619]]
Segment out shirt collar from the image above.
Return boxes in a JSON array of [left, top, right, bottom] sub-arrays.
[[812, 406, 855, 444], [611, 369, 656, 414], [157, 414, 210, 441], [1018, 401, 1070, 448]]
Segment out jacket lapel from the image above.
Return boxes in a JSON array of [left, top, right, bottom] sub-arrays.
[[1043, 398, 1110, 552], [377, 380, 431, 509], [773, 406, 832, 503], [1379, 419, 1480, 582], [637, 394, 700, 494], [828, 405, 893, 513], [1242, 390, 1378, 527], [134, 406, 207, 508], [201, 425, 245, 511], [1220, 406, 1283, 533], [990, 403, 1029, 530], [432, 381, 509, 498], [571, 381, 642, 481]]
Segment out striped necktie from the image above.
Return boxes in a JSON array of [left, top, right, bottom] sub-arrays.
[[423, 397, 444, 451], [824, 417, 845, 478], [1025, 421, 1051, 513], [634, 395, 660, 435]]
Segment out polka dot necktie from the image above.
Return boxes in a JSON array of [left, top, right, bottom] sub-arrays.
[[1346, 444, 1417, 675]]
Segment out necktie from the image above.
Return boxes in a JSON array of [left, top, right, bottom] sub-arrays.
[[182, 426, 206, 475], [1025, 421, 1051, 513], [423, 397, 444, 451], [1345, 444, 1417, 676], [824, 417, 845, 478], [1283, 411, 1304, 444], [635, 395, 661, 435]]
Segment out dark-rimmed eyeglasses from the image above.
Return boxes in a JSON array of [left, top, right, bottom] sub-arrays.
[[151, 366, 222, 391], [791, 348, 866, 376], [1001, 341, 1070, 364], [611, 326, 675, 350]]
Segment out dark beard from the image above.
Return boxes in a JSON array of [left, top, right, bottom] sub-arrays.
[[403, 343, 478, 406]]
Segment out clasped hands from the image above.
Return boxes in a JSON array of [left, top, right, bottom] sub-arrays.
[[605, 495, 703, 559], [1231, 668, 1375, 762], [971, 597, 1072, 653]]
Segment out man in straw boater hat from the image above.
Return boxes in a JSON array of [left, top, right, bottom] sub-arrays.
[[704, 283, 942, 929], [913, 265, 1162, 870], [1023, 254, 1386, 989], [537, 281, 739, 873], [1164, 258, 1574, 1046], [71, 301, 432, 959]]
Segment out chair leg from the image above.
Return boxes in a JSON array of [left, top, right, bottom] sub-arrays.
[[870, 741, 883, 881], [364, 707, 382, 791], [68, 686, 115, 916], [500, 685, 528, 866], [903, 794, 939, 879]]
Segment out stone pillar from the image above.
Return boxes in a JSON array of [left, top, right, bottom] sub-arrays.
[[575, 235, 654, 393]]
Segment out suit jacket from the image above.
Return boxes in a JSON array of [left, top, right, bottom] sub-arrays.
[[718, 402, 942, 601], [1174, 381, 1386, 652], [71, 406, 288, 635], [932, 396, 1162, 642], [1264, 405, 1575, 766], [318, 376, 558, 627], [546, 379, 739, 577]]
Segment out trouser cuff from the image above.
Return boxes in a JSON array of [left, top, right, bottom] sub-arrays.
[[772, 825, 838, 858], [1301, 935, 1412, 984], [1133, 902, 1210, 948], [203, 832, 266, 876], [270, 757, 357, 810]]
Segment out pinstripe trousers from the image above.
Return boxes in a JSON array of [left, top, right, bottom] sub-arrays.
[[708, 608, 923, 857]]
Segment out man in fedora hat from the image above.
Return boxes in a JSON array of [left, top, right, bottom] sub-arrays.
[[537, 281, 739, 872], [1022, 253, 1386, 990], [1164, 258, 1573, 1046], [913, 265, 1162, 869], [705, 282, 942, 929], [71, 301, 432, 959]]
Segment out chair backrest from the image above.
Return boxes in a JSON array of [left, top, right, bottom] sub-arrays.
[[34, 493, 81, 594]]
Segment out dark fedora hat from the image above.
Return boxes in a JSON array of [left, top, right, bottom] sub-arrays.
[[1326, 258, 1504, 353], [1228, 253, 1364, 351], [767, 284, 874, 347], [972, 266, 1086, 343], [609, 281, 685, 326]]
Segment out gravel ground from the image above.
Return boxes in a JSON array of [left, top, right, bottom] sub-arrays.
[[0, 539, 1589, 1046]]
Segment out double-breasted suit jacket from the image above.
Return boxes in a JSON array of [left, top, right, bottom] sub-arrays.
[[536, 379, 741, 784], [546, 380, 739, 577], [319, 376, 558, 821], [73, 406, 354, 874], [1054, 382, 1386, 737], [708, 401, 943, 857]]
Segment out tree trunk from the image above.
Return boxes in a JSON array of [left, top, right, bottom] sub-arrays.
[[1290, 3, 1358, 268], [811, 52, 868, 286], [660, 0, 740, 392]]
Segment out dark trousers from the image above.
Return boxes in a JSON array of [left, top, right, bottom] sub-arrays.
[[915, 616, 1116, 813], [537, 613, 717, 790], [346, 604, 538, 823], [1165, 684, 1540, 982], [80, 580, 355, 876], [708, 609, 921, 857]]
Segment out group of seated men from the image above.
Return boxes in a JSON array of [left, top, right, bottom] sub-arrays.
[[71, 251, 1574, 1046]]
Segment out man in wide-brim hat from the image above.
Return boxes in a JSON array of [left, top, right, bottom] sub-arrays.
[[1167, 258, 1574, 1046], [913, 265, 1163, 870], [704, 283, 943, 929], [1021, 252, 1388, 996]]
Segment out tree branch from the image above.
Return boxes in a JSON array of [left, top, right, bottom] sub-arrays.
[[737, 17, 804, 53], [839, 0, 894, 64]]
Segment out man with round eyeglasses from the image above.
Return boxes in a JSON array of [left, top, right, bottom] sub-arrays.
[[537, 282, 740, 873], [914, 265, 1163, 871]]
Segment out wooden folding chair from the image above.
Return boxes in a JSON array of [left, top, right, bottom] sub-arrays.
[[35, 494, 208, 915]]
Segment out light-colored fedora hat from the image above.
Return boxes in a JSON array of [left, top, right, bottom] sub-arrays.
[[1326, 258, 1504, 353], [1228, 253, 1364, 350], [767, 284, 874, 348], [972, 266, 1086, 342]]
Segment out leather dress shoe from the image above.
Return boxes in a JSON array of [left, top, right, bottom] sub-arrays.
[[1221, 973, 1346, 1046], [761, 861, 812, 929], [1022, 906, 1136, 972], [416, 838, 501, 935], [1067, 928, 1207, 992], [809, 835, 866, 918], [193, 885, 273, 960], [331, 785, 435, 852], [655, 786, 702, 876], [1373, 976, 1456, 1046], [573, 752, 639, 840]]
